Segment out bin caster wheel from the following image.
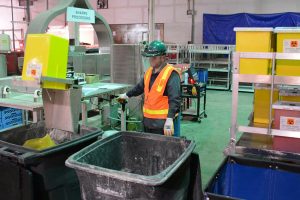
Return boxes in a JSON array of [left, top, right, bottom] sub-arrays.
[[204, 114, 207, 118], [198, 119, 201, 123]]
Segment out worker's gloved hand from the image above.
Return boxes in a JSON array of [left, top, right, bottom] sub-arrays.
[[118, 93, 129, 100], [164, 118, 174, 136]]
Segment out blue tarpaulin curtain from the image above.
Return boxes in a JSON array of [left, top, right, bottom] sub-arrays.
[[203, 12, 300, 44]]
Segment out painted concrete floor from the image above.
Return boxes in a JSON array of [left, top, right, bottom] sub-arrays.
[[87, 89, 253, 189], [181, 90, 253, 188]]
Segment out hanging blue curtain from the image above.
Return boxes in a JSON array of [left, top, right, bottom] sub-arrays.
[[203, 12, 300, 44]]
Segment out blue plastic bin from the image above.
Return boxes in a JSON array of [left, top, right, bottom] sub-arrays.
[[1, 108, 22, 121], [197, 69, 208, 83], [2, 116, 23, 129], [0, 107, 23, 130], [205, 156, 300, 200]]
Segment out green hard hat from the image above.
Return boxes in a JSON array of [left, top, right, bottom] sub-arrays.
[[142, 40, 167, 57]]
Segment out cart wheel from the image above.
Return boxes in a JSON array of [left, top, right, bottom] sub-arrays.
[[198, 118, 201, 123], [204, 114, 208, 118]]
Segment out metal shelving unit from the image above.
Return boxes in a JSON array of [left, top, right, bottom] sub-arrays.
[[188, 44, 235, 90], [226, 52, 300, 159], [166, 44, 188, 65], [236, 83, 254, 92]]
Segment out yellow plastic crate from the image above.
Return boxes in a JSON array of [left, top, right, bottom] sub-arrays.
[[281, 96, 300, 102], [235, 28, 274, 75], [22, 34, 69, 90], [253, 86, 279, 124], [275, 28, 300, 76], [279, 88, 300, 102]]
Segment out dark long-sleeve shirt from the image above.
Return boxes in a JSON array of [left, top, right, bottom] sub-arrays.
[[126, 66, 181, 129]]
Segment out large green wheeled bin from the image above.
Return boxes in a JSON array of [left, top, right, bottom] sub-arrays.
[[66, 131, 196, 200], [0, 122, 102, 200]]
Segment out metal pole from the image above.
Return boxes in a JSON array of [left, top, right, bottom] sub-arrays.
[[46, 0, 49, 10], [68, 22, 80, 46], [74, 22, 80, 46], [228, 52, 240, 154], [191, 0, 195, 43], [10, 0, 15, 51], [121, 107, 126, 131], [26, 0, 31, 25], [148, 0, 155, 42], [268, 53, 276, 134]]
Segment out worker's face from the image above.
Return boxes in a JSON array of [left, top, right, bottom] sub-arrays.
[[150, 56, 165, 68]]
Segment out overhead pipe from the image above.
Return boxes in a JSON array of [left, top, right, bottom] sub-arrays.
[[10, 0, 15, 51], [187, 0, 195, 43], [46, 0, 49, 10], [148, 0, 155, 42], [191, 0, 195, 43], [26, 0, 31, 25]]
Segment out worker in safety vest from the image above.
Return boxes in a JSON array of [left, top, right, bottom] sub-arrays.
[[119, 40, 181, 136]]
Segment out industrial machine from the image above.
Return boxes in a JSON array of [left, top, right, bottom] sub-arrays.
[[8, 0, 143, 132], [0, 1, 133, 199]]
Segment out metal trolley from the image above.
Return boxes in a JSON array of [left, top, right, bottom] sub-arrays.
[[205, 52, 300, 200], [180, 83, 207, 122], [227, 52, 300, 159]]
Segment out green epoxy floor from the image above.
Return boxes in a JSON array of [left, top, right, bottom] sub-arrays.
[[180, 90, 253, 188], [88, 90, 253, 189]]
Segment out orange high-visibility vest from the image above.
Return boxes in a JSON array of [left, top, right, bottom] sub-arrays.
[[143, 64, 177, 119]]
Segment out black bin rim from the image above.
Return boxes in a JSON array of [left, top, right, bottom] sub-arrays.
[[0, 128, 103, 165], [66, 131, 195, 186]]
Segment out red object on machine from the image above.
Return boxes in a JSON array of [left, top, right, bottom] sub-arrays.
[[273, 101, 300, 153], [188, 77, 195, 84], [5, 52, 24, 75], [167, 53, 177, 59]]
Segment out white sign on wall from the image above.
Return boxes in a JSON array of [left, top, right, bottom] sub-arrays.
[[67, 7, 95, 24]]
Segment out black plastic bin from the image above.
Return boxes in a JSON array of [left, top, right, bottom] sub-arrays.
[[66, 131, 196, 200], [205, 155, 300, 200], [0, 122, 102, 200]]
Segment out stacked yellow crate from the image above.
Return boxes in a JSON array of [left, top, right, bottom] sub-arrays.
[[235, 28, 277, 125], [281, 96, 300, 102], [253, 85, 279, 124], [234, 28, 274, 74], [22, 34, 69, 90], [274, 27, 300, 76], [235, 27, 300, 126], [279, 88, 300, 103]]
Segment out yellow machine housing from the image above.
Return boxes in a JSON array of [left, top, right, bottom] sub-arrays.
[[22, 34, 69, 90]]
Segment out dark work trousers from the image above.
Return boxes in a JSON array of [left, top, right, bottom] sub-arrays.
[[143, 115, 180, 136], [144, 126, 164, 135]]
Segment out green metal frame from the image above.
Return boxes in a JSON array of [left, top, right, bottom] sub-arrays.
[[26, 0, 113, 48]]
